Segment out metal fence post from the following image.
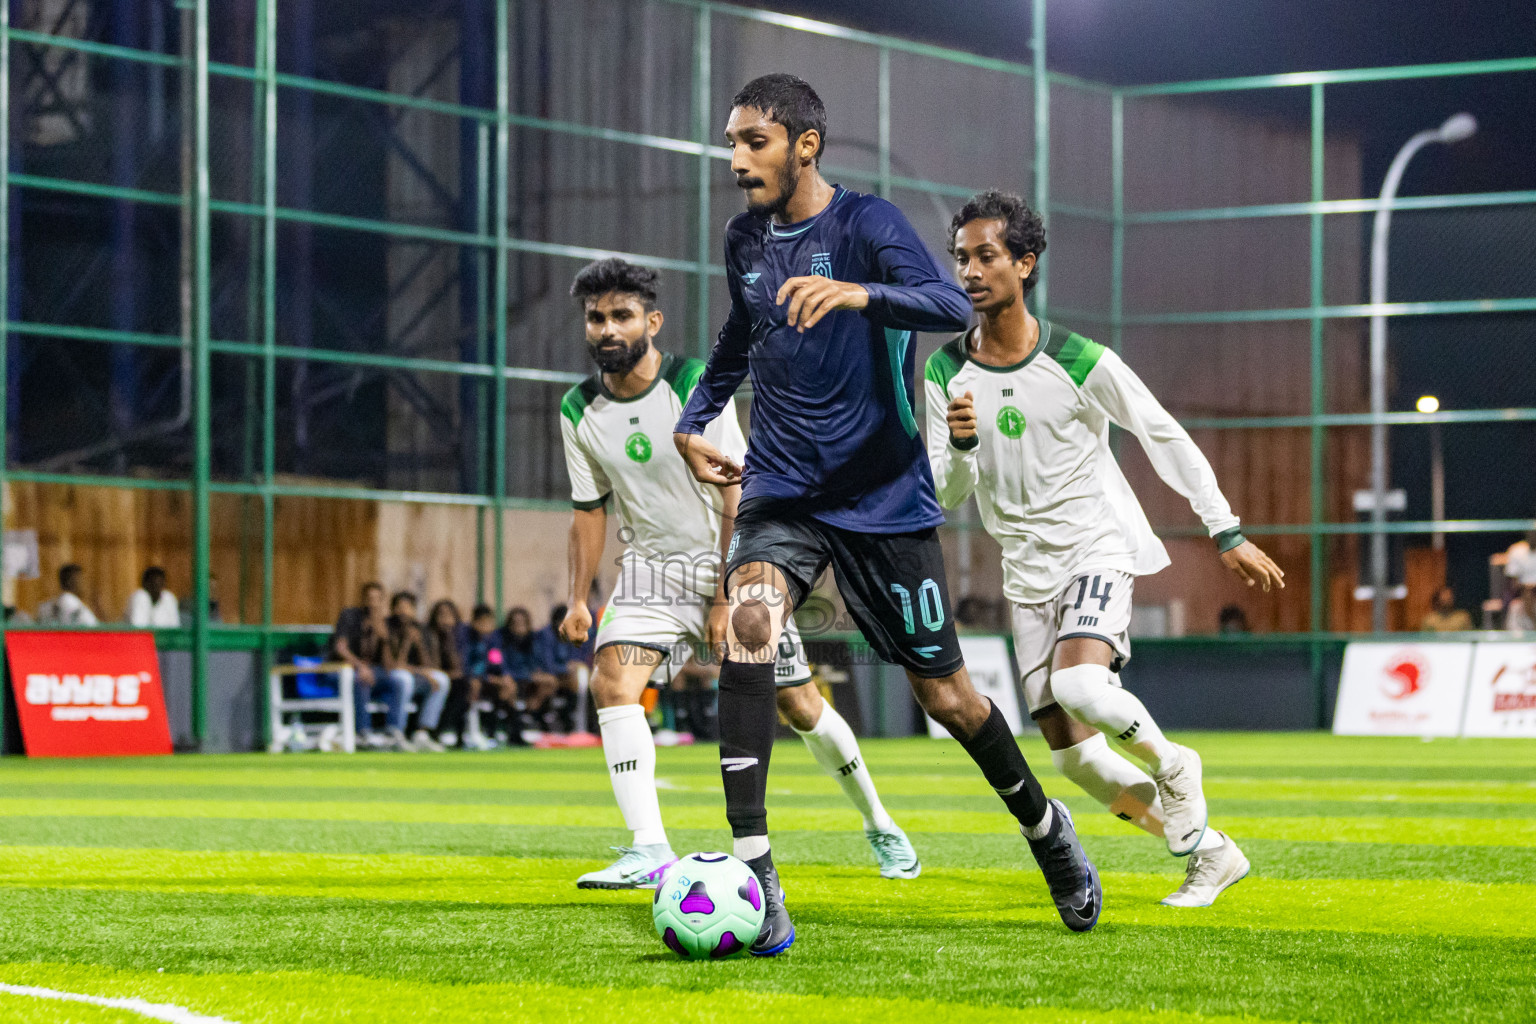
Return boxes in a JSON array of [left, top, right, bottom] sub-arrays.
[[1031, 0, 1049, 319], [257, 0, 278, 748], [189, 0, 212, 746], [1310, 82, 1327, 725], [493, 0, 509, 618], [878, 46, 891, 200], [693, 6, 712, 359], [0, 0, 10, 751]]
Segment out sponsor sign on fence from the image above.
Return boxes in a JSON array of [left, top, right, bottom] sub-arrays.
[[1332, 642, 1473, 737], [927, 636, 1025, 738], [1461, 642, 1536, 738], [5, 632, 173, 757]]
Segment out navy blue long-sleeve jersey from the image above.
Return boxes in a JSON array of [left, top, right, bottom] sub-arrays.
[[675, 186, 971, 533]]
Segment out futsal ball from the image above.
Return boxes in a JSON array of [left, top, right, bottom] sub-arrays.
[[652, 852, 765, 959]]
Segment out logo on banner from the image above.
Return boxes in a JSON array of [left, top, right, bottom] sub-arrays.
[[1490, 661, 1536, 713], [1381, 652, 1427, 700], [24, 671, 153, 721], [6, 632, 173, 758]]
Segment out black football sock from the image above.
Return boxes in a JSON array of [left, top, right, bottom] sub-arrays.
[[958, 701, 1049, 828], [716, 658, 778, 839]]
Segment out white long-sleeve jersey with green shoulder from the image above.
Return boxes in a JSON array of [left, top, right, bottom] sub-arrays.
[[560, 352, 747, 600], [923, 322, 1241, 605]]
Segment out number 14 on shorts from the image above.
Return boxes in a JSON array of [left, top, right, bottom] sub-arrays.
[[1072, 575, 1114, 613]]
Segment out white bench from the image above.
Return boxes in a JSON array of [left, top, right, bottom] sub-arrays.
[[268, 661, 356, 753]]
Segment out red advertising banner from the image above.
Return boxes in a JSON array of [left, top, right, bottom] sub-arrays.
[[6, 632, 173, 757]]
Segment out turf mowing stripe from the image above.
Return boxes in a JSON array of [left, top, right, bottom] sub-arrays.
[[3, 770, 1532, 806], [1, 846, 1531, 939], [3, 796, 1532, 847], [0, 965, 1283, 1024], [8, 816, 1535, 884], [0, 982, 236, 1023]]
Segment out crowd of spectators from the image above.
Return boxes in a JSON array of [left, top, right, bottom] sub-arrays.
[[328, 582, 595, 752]]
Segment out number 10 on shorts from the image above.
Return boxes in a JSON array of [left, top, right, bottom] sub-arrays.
[[890, 579, 945, 634]]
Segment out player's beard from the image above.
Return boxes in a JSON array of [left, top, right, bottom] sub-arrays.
[[589, 333, 651, 375], [744, 150, 801, 219]]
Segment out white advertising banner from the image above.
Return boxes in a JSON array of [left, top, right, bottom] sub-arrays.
[[1461, 642, 1536, 738], [1333, 642, 1473, 737], [927, 636, 1025, 738]]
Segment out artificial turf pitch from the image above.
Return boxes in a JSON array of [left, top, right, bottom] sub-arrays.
[[0, 733, 1531, 1023]]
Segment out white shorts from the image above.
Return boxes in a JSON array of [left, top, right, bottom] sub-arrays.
[[1011, 569, 1134, 716], [594, 576, 811, 688]]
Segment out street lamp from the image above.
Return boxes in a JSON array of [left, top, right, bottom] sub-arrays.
[[1367, 113, 1477, 630]]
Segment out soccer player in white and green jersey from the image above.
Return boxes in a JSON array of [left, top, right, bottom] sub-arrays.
[[557, 258, 919, 890], [925, 192, 1287, 907]]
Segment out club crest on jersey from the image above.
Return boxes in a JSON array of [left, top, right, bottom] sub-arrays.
[[810, 252, 832, 278], [996, 405, 1026, 438], [624, 432, 653, 463]]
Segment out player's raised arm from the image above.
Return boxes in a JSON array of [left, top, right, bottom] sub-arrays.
[[923, 352, 979, 509], [1081, 345, 1285, 592]]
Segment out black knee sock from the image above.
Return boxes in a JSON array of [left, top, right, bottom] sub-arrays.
[[958, 701, 1048, 828], [717, 659, 778, 838]]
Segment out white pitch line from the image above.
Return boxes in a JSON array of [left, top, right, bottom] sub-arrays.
[[0, 983, 238, 1024]]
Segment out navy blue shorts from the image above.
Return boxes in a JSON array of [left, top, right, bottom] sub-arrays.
[[725, 497, 964, 678]]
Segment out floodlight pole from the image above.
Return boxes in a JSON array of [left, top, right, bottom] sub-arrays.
[[1367, 114, 1475, 630]]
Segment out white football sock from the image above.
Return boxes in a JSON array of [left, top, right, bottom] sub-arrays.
[[734, 835, 770, 861], [1051, 732, 1165, 838], [1021, 800, 1055, 840], [1050, 663, 1178, 774], [596, 704, 668, 849], [793, 703, 895, 832], [1192, 828, 1225, 853]]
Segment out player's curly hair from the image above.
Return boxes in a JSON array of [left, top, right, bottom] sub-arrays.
[[732, 73, 827, 165], [948, 190, 1047, 295], [569, 257, 661, 310]]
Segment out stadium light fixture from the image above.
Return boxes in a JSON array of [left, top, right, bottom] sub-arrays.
[[1366, 114, 1477, 628], [1416, 395, 1440, 414]]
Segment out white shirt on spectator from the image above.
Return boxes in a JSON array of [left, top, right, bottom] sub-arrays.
[[40, 591, 98, 626], [128, 589, 180, 627], [1506, 541, 1536, 587]]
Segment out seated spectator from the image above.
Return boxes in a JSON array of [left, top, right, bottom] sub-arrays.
[[502, 606, 561, 733], [1508, 586, 1535, 633], [1218, 604, 1250, 634], [1421, 586, 1474, 632], [386, 592, 450, 752], [457, 603, 522, 746], [127, 566, 180, 627], [37, 563, 98, 626], [331, 582, 414, 751]]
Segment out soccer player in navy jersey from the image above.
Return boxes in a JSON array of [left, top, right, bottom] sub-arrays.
[[673, 74, 1103, 955]]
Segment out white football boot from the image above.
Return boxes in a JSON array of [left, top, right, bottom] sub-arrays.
[[1160, 832, 1249, 907], [866, 824, 922, 879], [1154, 744, 1208, 856], [576, 845, 677, 890]]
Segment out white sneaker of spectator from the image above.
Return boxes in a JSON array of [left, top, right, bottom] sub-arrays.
[[386, 727, 418, 752], [410, 728, 445, 752]]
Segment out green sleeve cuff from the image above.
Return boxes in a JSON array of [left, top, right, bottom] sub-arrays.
[[949, 433, 979, 452], [572, 494, 610, 512], [1215, 527, 1246, 553]]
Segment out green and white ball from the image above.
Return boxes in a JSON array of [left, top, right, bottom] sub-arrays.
[[652, 852, 765, 959]]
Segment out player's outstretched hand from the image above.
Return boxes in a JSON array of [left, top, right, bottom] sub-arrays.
[[559, 601, 592, 645], [673, 432, 742, 486], [947, 391, 977, 443], [1221, 540, 1286, 592], [776, 276, 869, 332]]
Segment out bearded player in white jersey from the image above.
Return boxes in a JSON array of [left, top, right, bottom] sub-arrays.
[[558, 258, 919, 889], [925, 192, 1286, 907]]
